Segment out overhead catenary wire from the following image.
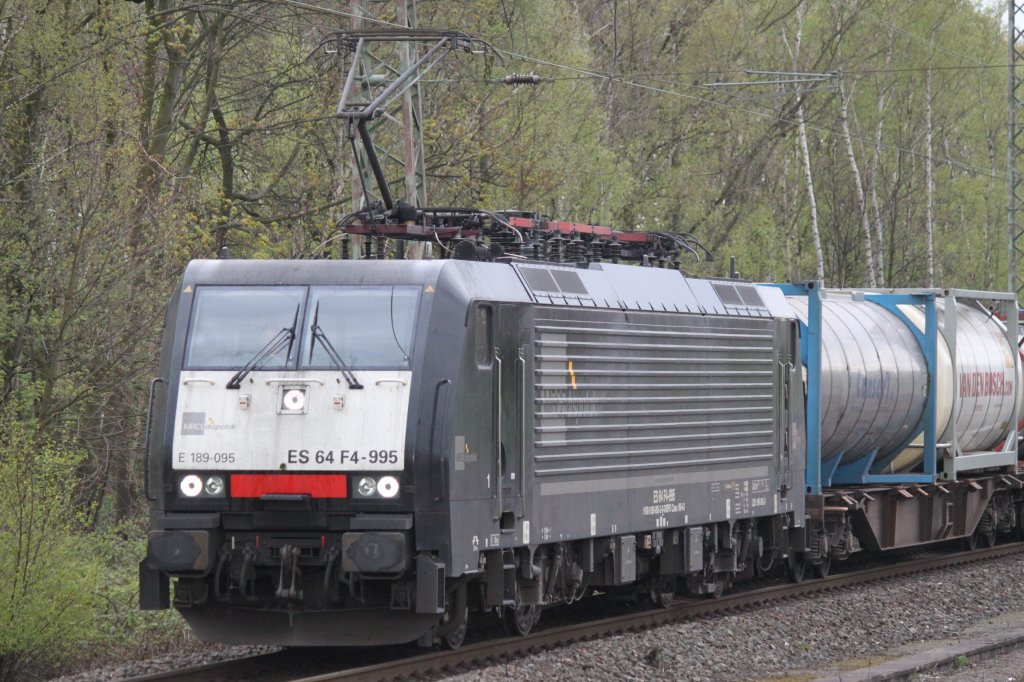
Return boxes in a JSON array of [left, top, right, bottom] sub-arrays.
[[260, 0, 1006, 76], [257, 1, 1007, 180], [830, 0, 992, 68], [22, 0, 1000, 189], [488, 45, 1006, 180], [320, 33, 1001, 180], [125, 0, 1005, 89], [143, 1, 1008, 162]]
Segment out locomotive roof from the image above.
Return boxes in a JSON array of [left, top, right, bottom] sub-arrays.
[[180, 258, 792, 319]]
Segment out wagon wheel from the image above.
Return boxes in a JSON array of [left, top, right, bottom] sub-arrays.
[[979, 527, 997, 548], [439, 602, 469, 650], [754, 549, 776, 576], [812, 553, 831, 579], [978, 511, 997, 548], [500, 574, 541, 637], [501, 603, 540, 637], [710, 573, 731, 599], [649, 576, 677, 609], [965, 510, 996, 550]]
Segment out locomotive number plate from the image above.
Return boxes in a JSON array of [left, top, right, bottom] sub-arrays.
[[285, 449, 399, 466]]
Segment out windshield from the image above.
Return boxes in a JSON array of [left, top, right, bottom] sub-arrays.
[[304, 286, 419, 369], [185, 286, 305, 369]]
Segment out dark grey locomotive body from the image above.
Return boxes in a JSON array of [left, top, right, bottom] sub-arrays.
[[141, 258, 805, 646]]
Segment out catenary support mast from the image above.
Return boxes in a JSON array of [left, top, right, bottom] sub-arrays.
[[1010, 0, 1024, 299]]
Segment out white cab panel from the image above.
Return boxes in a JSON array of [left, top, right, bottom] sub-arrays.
[[172, 370, 411, 471]]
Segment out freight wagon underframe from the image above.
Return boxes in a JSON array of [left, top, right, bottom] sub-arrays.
[[809, 475, 1024, 564]]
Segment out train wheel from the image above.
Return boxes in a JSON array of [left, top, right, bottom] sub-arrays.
[[980, 529, 997, 548], [812, 554, 831, 579], [502, 604, 540, 637], [710, 573, 731, 599], [754, 550, 776, 576], [979, 512, 997, 548], [649, 576, 677, 609], [966, 511, 996, 550], [439, 603, 469, 650], [786, 552, 806, 583]]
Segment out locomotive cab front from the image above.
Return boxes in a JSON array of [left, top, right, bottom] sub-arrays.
[[141, 259, 455, 646]]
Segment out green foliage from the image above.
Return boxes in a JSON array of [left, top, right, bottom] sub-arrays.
[[0, 0, 1016, 676], [0, 417, 102, 681], [0, 418, 187, 680], [88, 526, 192, 661], [420, 0, 635, 225], [571, 0, 1007, 287]]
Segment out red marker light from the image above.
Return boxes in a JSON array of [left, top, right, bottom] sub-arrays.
[[230, 474, 348, 498]]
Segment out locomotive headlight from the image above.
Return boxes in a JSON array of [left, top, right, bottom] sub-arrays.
[[180, 474, 203, 498], [356, 476, 377, 497], [204, 475, 225, 497], [281, 388, 307, 413], [377, 476, 400, 498]]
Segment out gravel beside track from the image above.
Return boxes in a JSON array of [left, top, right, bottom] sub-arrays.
[[49, 646, 278, 682], [444, 551, 1024, 682], [50, 550, 1024, 682]]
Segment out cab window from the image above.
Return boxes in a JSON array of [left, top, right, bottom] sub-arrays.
[[303, 286, 419, 369], [184, 286, 305, 369]]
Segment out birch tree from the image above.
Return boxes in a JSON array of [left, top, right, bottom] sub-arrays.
[[924, 64, 935, 287], [786, 1, 825, 282], [838, 75, 877, 287]]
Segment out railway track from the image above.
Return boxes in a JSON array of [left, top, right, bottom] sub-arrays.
[[130, 541, 1024, 682]]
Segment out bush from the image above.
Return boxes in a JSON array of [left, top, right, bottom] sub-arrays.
[[0, 418, 103, 681], [88, 525, 193, 662]]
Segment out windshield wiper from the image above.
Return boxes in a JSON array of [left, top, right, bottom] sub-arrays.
[[226, 305, 300, 389], [309, 302, 363, 389]]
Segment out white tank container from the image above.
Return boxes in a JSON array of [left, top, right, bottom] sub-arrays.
[[787, 295, 928, 467], [788, 294, 1018, 473], [885, 301, 1020, 472]]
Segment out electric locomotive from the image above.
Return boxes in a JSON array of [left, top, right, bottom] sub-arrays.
[[140, 256, 808, 646]]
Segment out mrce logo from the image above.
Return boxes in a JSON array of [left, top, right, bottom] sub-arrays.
[[181, 412, 236, 436]]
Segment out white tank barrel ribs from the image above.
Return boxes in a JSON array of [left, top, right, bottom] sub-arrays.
[[779, 283, 1022, 557], [784, 286, 1021, 483]]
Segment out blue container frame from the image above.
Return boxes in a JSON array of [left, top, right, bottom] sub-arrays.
[[769, 283, 938, 494]]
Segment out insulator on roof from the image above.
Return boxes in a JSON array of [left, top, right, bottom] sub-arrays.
[[503, 72, 542, 85]]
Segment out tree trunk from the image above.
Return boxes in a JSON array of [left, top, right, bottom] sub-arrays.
[[839, 77, 876, 287], [787, 1, 824, 282], [924, 66, 935, 287], [797, 101, 825, 282], [868, 29, 894, 285], [869, 112, 886, 285], [133, 0, 198, 232]]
